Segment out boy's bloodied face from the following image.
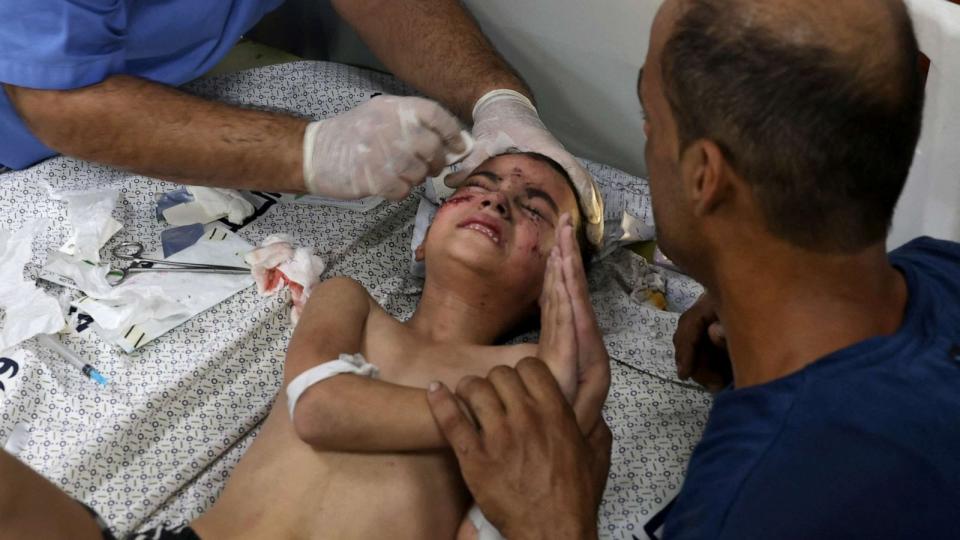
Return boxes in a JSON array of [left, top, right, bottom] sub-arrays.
[[420, 153, 582, 307]]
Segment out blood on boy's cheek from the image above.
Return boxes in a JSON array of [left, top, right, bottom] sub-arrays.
[[517, 221, 549, 257], [440, 194, 475, 207], [436, 191, 556, 261]]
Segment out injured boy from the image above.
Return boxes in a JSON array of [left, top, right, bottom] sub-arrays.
[[0, 151, 608, 540]]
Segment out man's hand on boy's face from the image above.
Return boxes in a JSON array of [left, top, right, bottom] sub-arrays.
[[426, 358, 611, 540], [556, 215, 611, 434]]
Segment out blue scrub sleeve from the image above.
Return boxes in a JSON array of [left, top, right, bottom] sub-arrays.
[[0, 0, 127, 90]]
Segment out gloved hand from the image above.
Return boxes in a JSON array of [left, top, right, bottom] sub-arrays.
[[303, 96, 468, 201], [446, 89, 604, 246]]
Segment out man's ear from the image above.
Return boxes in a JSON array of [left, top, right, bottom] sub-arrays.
[[415, 243, 425, 262], [680, 140, 730, 217]]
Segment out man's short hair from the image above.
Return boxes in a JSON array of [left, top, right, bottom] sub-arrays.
[[661, 0, 925, 251]]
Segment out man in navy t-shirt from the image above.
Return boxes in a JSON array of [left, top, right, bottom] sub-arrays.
[[422, 0, 960, 539], [662, 238, 960, 539], [638, 0, 960, 537]]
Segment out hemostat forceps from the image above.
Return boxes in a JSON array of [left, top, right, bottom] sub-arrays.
[[108, 241, 249, 285]]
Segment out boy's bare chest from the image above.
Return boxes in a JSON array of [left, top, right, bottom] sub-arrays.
[[360, 316, 536, 387]]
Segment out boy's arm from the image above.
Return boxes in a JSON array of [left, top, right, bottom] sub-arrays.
[[284, 276, 449, 452]]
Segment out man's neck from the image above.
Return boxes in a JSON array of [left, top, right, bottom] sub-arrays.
[[711, 240, 909, 388]]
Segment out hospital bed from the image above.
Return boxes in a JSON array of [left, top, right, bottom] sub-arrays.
[[3, 1, 955, 536], [0, 62, 709, 539]]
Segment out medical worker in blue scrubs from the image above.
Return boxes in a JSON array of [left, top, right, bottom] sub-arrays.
[[0, 0, 597, 210]]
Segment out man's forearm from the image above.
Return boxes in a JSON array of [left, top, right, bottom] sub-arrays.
[[5, 76, 307, 192], [333, 0, 530, 120]]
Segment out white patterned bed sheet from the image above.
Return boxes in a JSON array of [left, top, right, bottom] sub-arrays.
[[0, 61, 710, 539]]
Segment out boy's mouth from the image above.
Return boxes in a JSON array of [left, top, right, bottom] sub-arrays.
[[458, 215, 503, 246]]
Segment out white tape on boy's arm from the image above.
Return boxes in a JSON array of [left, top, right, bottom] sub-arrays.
[[286, 353, 380, 420]]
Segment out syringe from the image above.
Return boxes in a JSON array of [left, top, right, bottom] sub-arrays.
[[37, 334, 108, 386]]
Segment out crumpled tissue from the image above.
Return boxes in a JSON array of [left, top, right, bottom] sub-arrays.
[[37, 186, 202, 332], [44, 251, 189, 330], [51, 188, 122, 264], [0, 220, 66, 353], [245, 235, 325, 324], [161, 186, 255, 226], [58, 226, 254, 352]]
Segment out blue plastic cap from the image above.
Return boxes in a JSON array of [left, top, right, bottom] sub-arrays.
[[90, 369, 108, 386]]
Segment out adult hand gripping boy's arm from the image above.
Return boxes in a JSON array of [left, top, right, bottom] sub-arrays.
[[427, 359, 611, 540]]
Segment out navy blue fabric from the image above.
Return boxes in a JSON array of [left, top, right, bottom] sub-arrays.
[[0, 0, 284, 169], [664, 237, 960, 540]]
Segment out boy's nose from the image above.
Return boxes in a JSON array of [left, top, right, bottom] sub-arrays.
[[480, 192, 510, 219]]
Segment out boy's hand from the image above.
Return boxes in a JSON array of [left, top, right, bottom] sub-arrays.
[[538, 245, 578, 403], [556, 214, 611, 434]]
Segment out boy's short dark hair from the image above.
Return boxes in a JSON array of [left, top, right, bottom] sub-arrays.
[[661, 0, 925, 252], [503, 150, 596, 269]]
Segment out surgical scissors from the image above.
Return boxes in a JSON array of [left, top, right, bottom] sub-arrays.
[[107, 241, 249, 285]]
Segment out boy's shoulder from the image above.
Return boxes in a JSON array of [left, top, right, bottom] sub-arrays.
[[313, 276, 377, 311], [306, 276, 384, 334], [316, 275, 370, 296]]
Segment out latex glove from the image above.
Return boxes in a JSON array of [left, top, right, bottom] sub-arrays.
[[447, 89, 604, 246], [303, 96, 468, 201]]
